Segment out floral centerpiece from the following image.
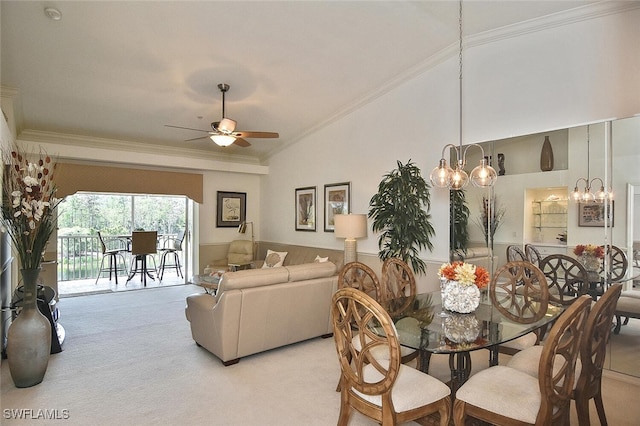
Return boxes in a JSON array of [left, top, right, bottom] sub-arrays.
[[573, 244, 604, 272], [438, 261, 490, 313], [1, 145, 61, 388]]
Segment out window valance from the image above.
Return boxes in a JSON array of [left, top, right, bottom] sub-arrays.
[[55, 163, 203, 203]]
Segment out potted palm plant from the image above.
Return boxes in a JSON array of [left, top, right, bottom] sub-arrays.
[[1, 145, 61, 387], [368, 160, 435, 275]]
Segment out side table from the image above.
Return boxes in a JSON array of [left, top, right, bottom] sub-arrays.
[[192, 273, 222, 294], [228, 262, 255, 272]]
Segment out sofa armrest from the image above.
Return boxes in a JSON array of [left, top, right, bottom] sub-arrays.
[[185, 292, 243, 363]]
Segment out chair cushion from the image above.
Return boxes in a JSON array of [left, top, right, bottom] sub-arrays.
[[507, 344, 543, 377], [507, 344, 581, 388], [352, 363, 450, 413], [456, 365, 540, 424], [501, 332, 538, 351]]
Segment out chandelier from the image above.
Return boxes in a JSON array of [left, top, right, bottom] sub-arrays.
[[571, 125, 611, 203], [430, 0, 497, 190]]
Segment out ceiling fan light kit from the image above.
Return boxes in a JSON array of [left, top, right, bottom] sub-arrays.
[[165, 83, 279, 148], [210, 134, 236, 147]]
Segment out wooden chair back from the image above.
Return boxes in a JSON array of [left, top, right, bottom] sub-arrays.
[[338, 262, 382, 301], [539, 254, 589, 306], [600, 244, 628, 283], [537, 295, 591, 424], [574, 283, 622, 425], [506, 245, 527, 262], [490, 260, 549, 324], [331, 287, 451, 425], [131, 231, 157, 255], [524, 244, 543, 267], [380, 258, 417, 315]]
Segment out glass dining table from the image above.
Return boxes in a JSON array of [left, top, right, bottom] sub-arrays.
[[381, 290, 564, 394]]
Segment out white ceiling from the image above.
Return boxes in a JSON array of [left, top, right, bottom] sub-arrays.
[[1, 1, 597, 165]]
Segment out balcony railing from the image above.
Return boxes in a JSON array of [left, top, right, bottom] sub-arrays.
[[56, 234, 177, 281]]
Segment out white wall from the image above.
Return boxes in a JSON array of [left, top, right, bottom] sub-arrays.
[[261, 6, 640, 275]]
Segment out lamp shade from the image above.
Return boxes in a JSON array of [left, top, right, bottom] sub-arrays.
[[334, 214, 368, 239]]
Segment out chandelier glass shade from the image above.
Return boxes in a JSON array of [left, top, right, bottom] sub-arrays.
[[429, 0, 497, 191], [571, 125, 611, 203], [429, 143, 497, 190]]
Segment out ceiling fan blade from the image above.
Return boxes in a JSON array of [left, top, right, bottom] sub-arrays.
[[184, 135, 212, 142], [165, 124, 210, 133], [233, 138, 251, 147], [234, 131, 279, 139]]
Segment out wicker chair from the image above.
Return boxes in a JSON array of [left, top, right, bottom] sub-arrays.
[[453, 295, 592, 425], [332, 287, 451, 426]]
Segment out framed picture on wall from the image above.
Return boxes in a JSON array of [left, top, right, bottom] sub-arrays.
[[295, 186, 316, 231], [216, 191, 246, 227], [324, 182, 350, 232], [578, 201, 614, 227]]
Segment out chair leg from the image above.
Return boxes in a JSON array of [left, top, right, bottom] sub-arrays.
[[575, 395, 591, 426], [594, 391, 608, 426], [95, 255, 108, 284]]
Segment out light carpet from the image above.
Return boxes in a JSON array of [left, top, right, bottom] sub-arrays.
[[1, 284, 639, 425]]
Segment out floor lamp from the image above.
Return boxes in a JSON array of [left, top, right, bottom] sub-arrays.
[[237, 221, 255, 260], [334, 214, 368, 265]]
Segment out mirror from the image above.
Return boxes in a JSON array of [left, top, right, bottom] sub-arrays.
[[451, 115, 640, 377]]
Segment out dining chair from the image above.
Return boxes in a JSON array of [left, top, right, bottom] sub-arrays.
[[453, 295, 591, 425], [506, 244, 527, 262], [489, 260, 550, 356], [508, 284, 622, 425], [95, 231, 129, 285], [380, 258, 419, 364], [127, 231, 158, 286], [158, 230, 185, 280], [524, 244, 543, 267], [600, 244, 629, 283], [539, 254, 589, 305], [331, 287, 451, 426], [338, 261, 382, 300]]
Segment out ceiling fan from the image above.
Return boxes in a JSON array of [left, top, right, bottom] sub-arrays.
[[165, 83, 279, 147]]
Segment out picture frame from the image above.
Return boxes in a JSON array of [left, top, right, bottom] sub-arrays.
[[324, 182, 351, 232], [216, 191, 246, 228], [578, 201, 614, 227], [295, 186, 316, 231]]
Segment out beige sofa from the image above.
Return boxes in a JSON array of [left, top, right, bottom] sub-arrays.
[[185, 260, 339, 365]]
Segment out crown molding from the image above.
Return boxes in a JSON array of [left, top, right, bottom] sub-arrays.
[[466, 1, 640, 48], [271, 1, 637, 158], [17, 129, 268, 175]]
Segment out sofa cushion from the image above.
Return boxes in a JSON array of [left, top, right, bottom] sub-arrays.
[[220, 266, 289, 291], [286, 262, 337, 282], [262, 249, 288, 268]]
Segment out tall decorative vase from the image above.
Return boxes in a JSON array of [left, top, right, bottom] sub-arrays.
[[7, 268, 51, 388], [540, 136, 554, 171]]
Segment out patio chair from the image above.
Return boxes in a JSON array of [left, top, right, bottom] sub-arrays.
[[95, 232, 129, 285]]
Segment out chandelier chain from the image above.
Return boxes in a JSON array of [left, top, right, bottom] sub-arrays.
[[459, 0, 463, 149]]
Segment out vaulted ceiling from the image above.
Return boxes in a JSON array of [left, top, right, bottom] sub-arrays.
[[1, 1, 596, 165]]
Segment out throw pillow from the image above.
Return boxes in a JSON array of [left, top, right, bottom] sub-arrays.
[[314, 255, 329, 263], [262, 249, 288, 268]]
